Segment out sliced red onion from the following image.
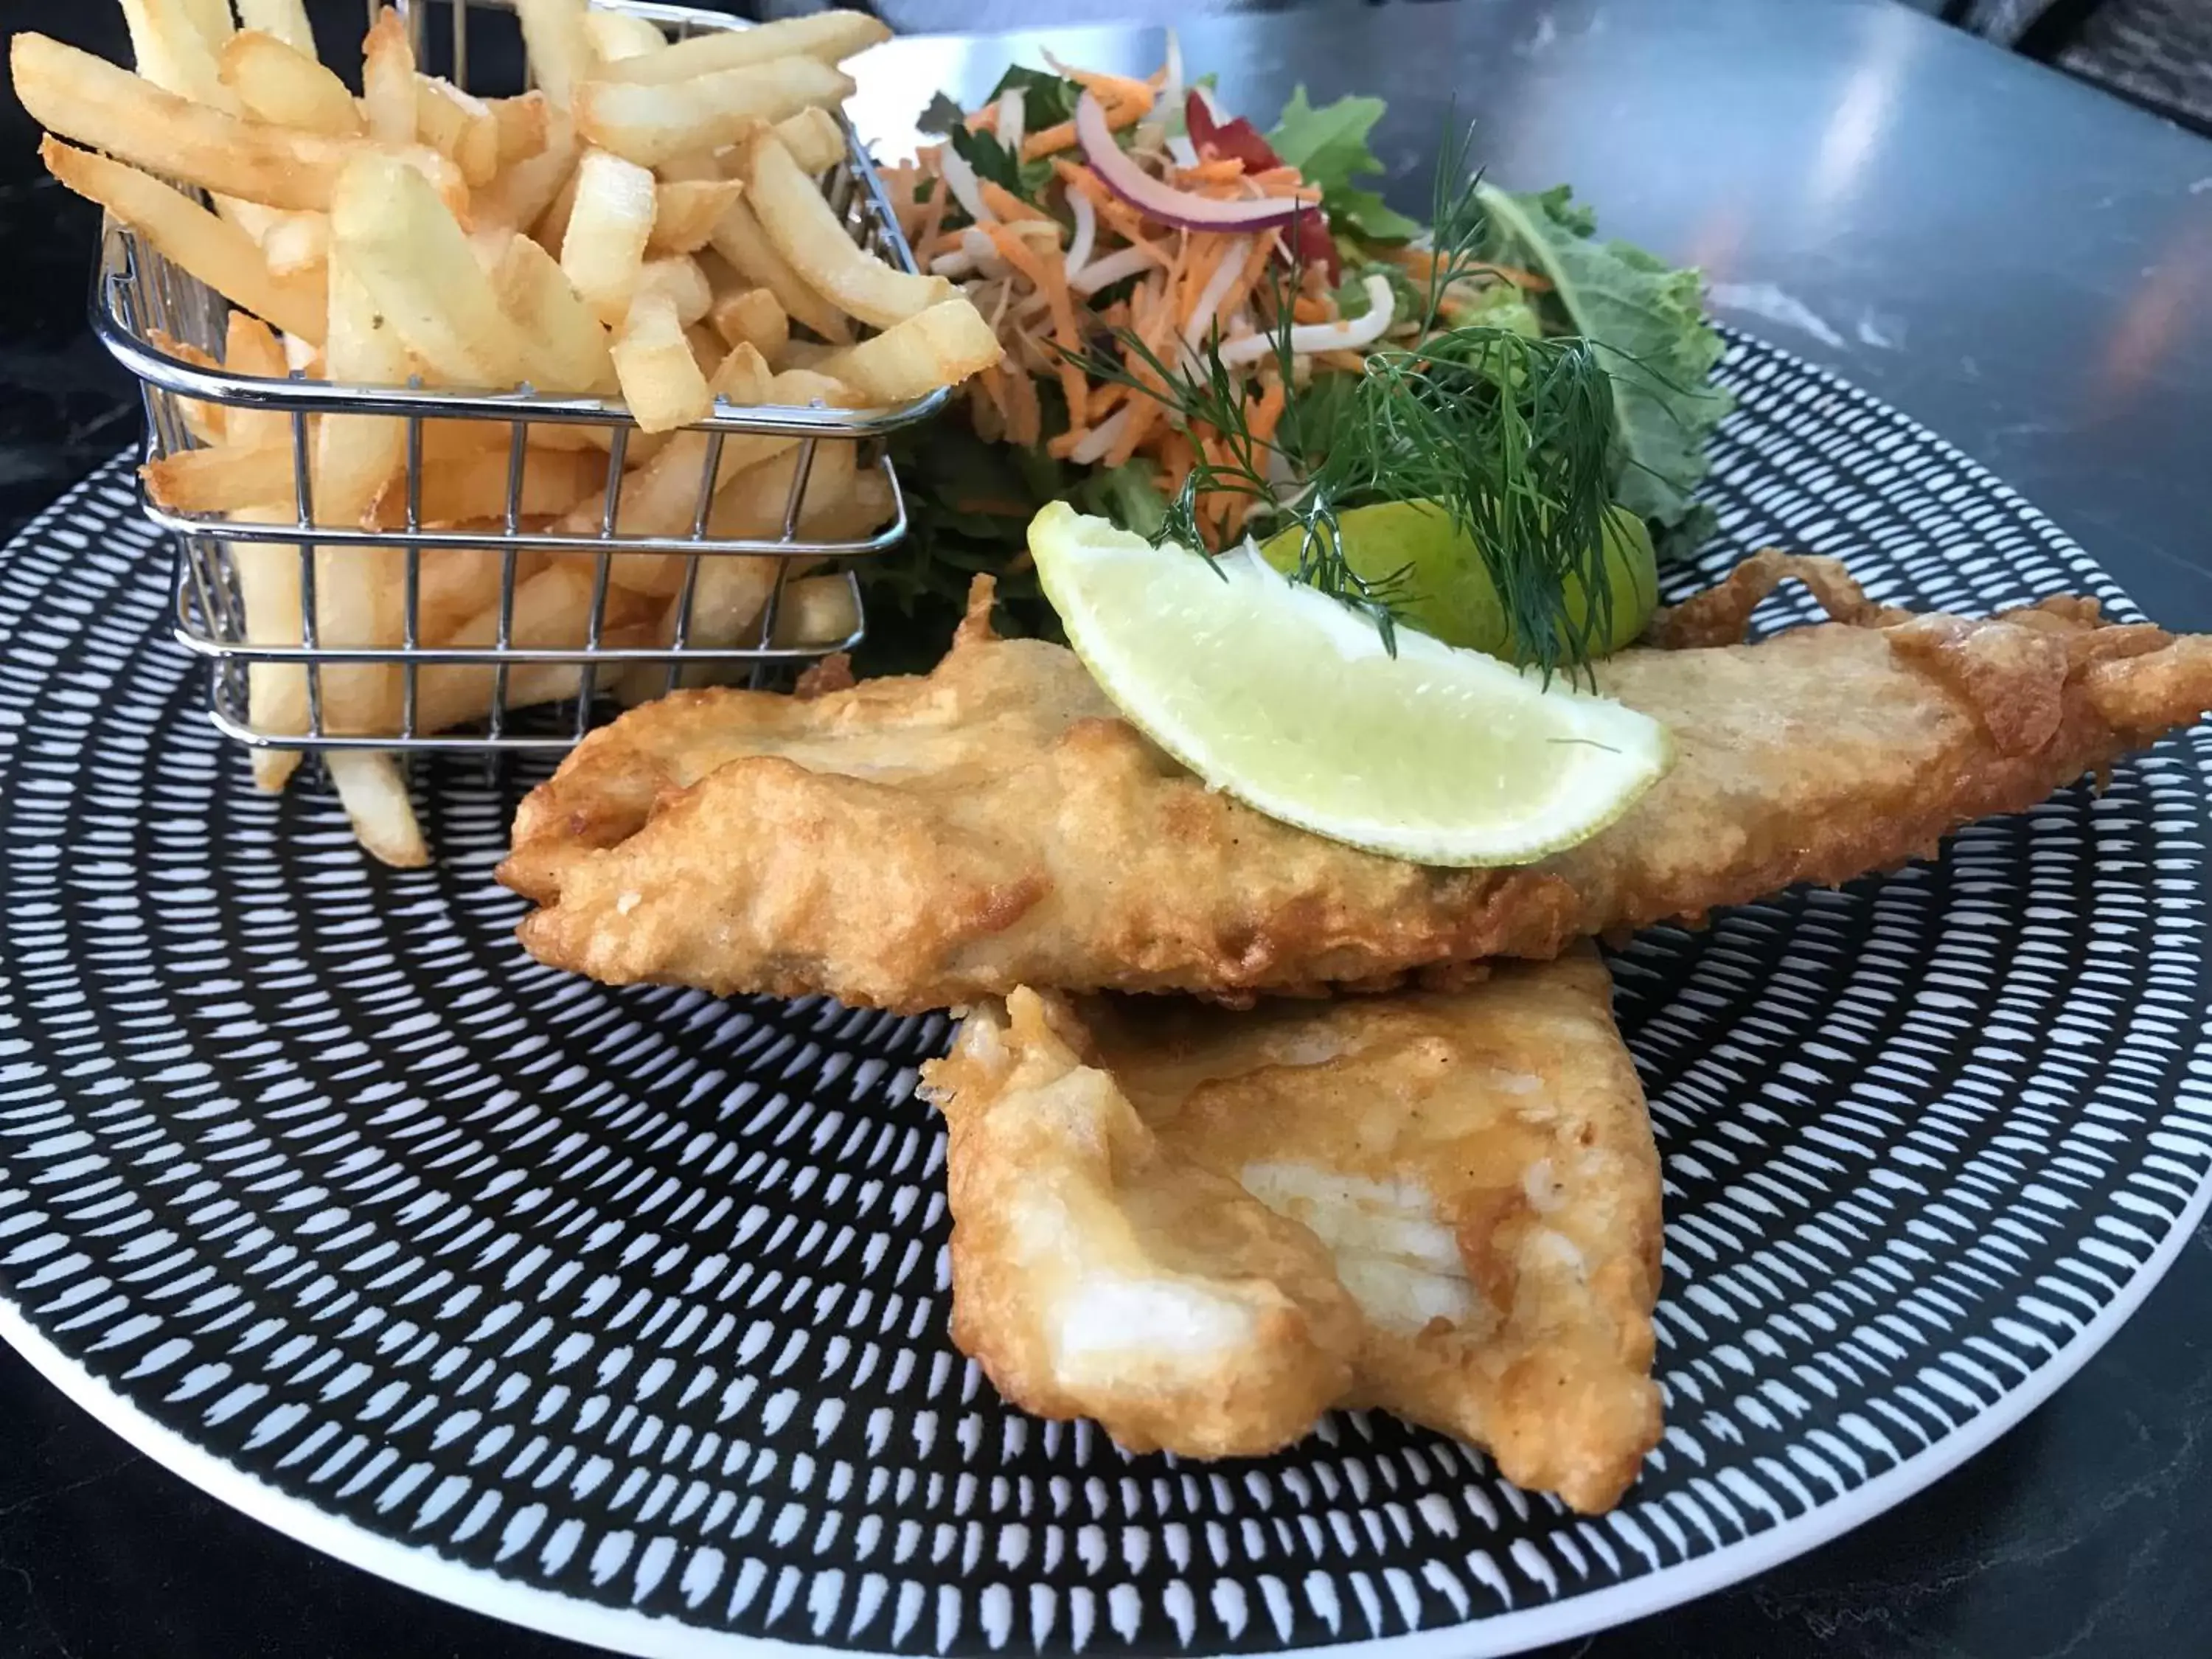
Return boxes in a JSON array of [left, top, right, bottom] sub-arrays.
[[1074, 91, 1304, 234], [1214, 273, 1394, 366], [936, 142, 991, 225]]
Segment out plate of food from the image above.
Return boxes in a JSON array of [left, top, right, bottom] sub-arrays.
[[4, 3, 2211, 1658]]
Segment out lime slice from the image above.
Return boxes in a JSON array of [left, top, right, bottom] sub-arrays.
[[1259, 499, 1658, 661], [1029, 503, 1672, 867]]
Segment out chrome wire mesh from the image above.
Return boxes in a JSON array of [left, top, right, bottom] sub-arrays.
[[91, 0, 942, 753]]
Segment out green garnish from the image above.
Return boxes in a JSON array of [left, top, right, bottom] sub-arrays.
[[1080, 124, 1630, 681]]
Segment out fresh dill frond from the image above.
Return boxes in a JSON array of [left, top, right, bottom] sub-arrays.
[[1060, 111, 1624, 681]]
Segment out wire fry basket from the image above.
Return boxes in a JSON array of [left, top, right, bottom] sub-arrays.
[[90, 0, 944, 754]]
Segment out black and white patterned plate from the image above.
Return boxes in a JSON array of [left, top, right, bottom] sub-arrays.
[[2, 334, 2209, 1659]]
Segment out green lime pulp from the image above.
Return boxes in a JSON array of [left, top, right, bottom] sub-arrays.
[[1260, 499, 1658, 661]]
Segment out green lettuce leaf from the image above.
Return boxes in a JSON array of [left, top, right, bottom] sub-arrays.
[[1267, 88, 1422, 243], [1472, 182, 1732, 532], [984, 66, 1082, 131]]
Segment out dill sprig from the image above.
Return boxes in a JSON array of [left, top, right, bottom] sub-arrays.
[[1061, 113, 1625, 681]]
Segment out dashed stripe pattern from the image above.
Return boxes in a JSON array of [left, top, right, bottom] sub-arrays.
[[0, 333, 2208, 1658]]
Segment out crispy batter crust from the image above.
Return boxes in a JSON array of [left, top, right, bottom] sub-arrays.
[[501, 557, 2212, 1011], [921, 989, 1365, 1459], [922, 951, 1663, 1513]]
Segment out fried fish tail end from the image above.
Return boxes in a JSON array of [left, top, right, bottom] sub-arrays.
[[925, 952, 1664, 1514]]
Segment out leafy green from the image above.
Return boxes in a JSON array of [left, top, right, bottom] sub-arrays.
[[1335, 262, 1423, 324], [1472, 182, 1731, 533], [1073, 461, 1169, 538], [1442, 280, 1541, 340], [945, 125, 1054, 204], [984, 65, 1082, 131], [917, 91, 966, 136], [1267, 88, 1422, 243]]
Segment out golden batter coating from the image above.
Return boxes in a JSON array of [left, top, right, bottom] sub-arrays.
[[921, 950, 1663, 1514], [501, 558, 2212, 1012]]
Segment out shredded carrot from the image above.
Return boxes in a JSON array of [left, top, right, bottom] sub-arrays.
[[1292, 294, 1329, 324], [1001, 357, 1041, 446], [1155, 429, 1196, 498], [984, 223, 1088, 450], [1172, 158, 1246, 186], [1249, 178, 1324, 202], [1085, 380, 1127, 422], [1099, 299, 1131, 329], [1313, 349, 1366, 373], [975, 359, 1010, 425], [979, 179, 1053, 225], [916, 174, 951, 265], [1247, 379, 1287, 450], [1061, 68, 1156, 112], [1023, 92, 1147, 161], [1249, 167, 1304, 188]]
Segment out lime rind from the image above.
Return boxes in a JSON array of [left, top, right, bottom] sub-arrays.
[[1029, 503, 1672, 869]]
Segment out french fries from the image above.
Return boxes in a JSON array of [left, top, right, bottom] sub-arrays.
[[709, 196, 853, 345], [710, 288, 790, 361], [818, 301, 1006, 404], [650, 178, 747, 254], [42, 138, 327, 343], [590, 11, 891, 86], [332, 152, 532, 386], [218, 30, 360, 136], [577, 58, 856, 169], [772, 107, 848, 177], [20, 0, 997, 864], [611, 291, 713, 434], [14, 34, 462, 216], [560, 148, 657, 325], [742, 131, 953, 329]]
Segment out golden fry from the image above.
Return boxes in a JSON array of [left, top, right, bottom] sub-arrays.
[[331, 150, 532, 386], [649, 178, 747, 254], [742, 130, 953, 329], [815, 298, 1004, 404], [611, 290, 712, 434], [218, 30, 360, 134], [41, 138, 327, 344], [707, 195, 851, 344], [589, 11, 889, 84], [13, 33, 462, 216], [560, 147, 657, 325], [576, 57, 855, 170], [709, 286, 789, 359]]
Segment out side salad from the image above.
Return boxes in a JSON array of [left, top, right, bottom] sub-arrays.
[[864, 46, 1732, 676]]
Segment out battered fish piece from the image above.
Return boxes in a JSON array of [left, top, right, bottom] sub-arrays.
[[919, 950, 1663, 1514], [919, 988, 1365, 1460], [501, 554, 2212, 1011]]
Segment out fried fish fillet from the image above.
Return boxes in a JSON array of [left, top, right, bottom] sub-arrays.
[[918, 949, 1663, 1513], [501, 553, 2212, 1011]]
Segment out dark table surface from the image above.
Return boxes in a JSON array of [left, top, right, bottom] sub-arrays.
[[4, 1, 2212, 1655]]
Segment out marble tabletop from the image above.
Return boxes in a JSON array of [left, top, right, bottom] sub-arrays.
[[4, 0, 2212, 1655]]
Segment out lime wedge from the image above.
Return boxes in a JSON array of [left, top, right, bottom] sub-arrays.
[[1259, 499, 1658, 661], [1029, 503, 1672, 868]]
